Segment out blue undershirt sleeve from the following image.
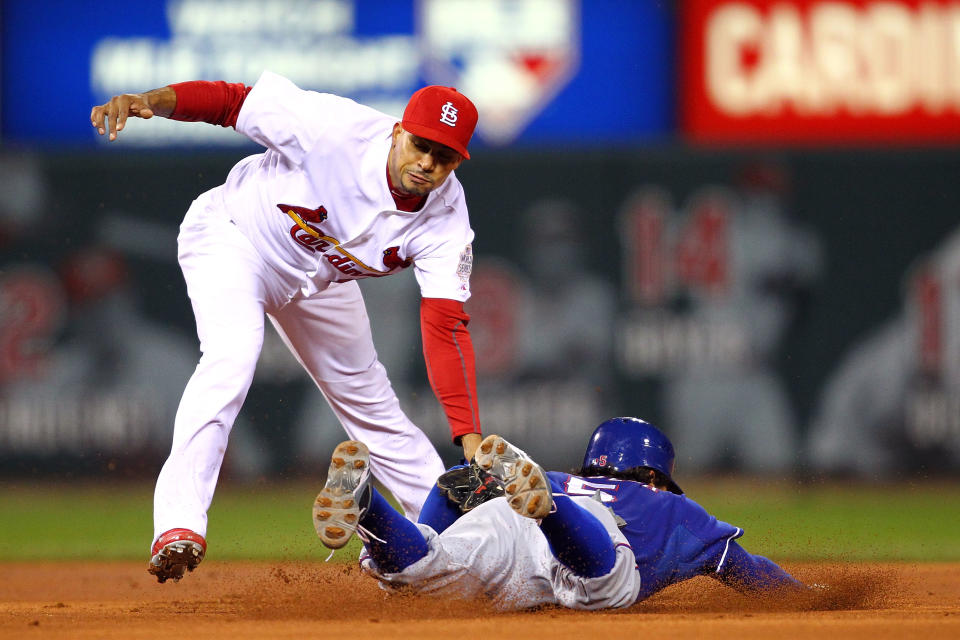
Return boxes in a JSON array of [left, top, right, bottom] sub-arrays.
[[713, 541, 805, 592]]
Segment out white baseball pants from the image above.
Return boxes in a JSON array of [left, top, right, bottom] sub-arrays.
[[153, 196, 445, 544], [362, 496, 642, 611]]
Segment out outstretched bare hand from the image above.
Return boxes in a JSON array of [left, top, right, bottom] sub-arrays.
[[90, 88, 175, 141]]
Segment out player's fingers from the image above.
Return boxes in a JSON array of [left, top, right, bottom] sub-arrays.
[[106, 99, 121, 141], [119, 94, 156, 132], [90, 105, 107, 136], [94, 93, 155, 139], [116, 101, 129, 134]]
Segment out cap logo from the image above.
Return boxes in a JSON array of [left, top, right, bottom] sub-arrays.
[[439, 101, 459, 127]]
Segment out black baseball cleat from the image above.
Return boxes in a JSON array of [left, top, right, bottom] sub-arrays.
[[148, 528, 206, 583], [313, 440, 372, 549], [475, 435, 553, 519]]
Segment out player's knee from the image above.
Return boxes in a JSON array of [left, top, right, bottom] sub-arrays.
[[316, 360, 391, 395], [196, 340, 262, 381]]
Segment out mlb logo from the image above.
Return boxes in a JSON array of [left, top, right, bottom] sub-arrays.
[[418, 0, 580, 145]]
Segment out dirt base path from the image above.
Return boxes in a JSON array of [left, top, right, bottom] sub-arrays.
[[2, 561, 957, 639]]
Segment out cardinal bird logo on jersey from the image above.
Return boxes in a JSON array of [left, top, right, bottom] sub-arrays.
[[277, 204, 327, 223], [383, 246, 411, 271], [277, 203, 328, 223]]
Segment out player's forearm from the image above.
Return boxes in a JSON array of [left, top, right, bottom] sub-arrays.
[[715, 542, 805, 593], [140, 87, 177, 118]]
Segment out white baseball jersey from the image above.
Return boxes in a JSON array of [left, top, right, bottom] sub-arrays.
[[212, 71, 474, 302]]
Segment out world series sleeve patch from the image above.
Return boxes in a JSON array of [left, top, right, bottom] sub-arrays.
[[457, 244, 473, 283]]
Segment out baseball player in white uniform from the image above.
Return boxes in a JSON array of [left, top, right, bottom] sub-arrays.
[[90, 72, 484, 582]]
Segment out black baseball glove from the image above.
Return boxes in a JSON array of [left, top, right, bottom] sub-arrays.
[[436, 462, 505, 513]]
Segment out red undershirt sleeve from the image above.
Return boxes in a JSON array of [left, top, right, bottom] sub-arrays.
[[169, 81, 252, 128], [420, 297, 482, 442]]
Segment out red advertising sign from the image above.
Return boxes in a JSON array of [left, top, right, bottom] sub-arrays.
[[681, 0, 960, 144]]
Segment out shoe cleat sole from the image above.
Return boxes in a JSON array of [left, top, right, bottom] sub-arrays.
[[475, 435, 553, 520], [314, 440, 370, 549]]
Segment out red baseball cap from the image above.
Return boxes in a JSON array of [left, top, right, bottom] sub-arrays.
[[402, 86, 478, 159]]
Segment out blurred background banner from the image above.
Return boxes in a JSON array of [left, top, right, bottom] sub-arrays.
[[1, 0, 673, 148], [1, 0, 958, 481], [681, 0, 960, 144]]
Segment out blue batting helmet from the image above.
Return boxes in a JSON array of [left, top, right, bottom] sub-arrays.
[[581, 417, 683, 494]]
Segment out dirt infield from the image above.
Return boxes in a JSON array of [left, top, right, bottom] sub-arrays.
[[1, 561, 958, 639]]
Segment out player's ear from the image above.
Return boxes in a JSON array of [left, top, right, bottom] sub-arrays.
[[392, 122, 404, 145]]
